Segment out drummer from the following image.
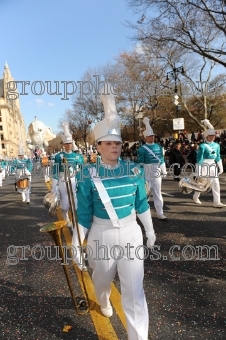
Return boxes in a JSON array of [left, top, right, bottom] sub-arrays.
[[14, 142, 33, 203], [0, 158, 7, 184], [41, 151, 50, 183], [51, 122, 84, 224]]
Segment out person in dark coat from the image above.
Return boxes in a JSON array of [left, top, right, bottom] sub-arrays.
[[169, 140, 185, 181], [188, 143, 199, 166]]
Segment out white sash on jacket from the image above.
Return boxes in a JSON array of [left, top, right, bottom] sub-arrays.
[[142, 145, 161, 163], [90, 168, 121, 228]]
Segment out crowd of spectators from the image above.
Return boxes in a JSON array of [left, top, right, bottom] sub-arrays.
[[120, 130, 226, 171]]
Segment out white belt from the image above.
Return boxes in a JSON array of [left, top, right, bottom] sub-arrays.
[[59, 171, 76, 177], [144, 163, 160, 169], [203, 159, 216, 165], [93, 210, 136, 228]]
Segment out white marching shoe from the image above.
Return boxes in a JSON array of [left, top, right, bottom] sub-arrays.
[[213, 202, 226, 208], [157, 214, 167, 220], [193, 197, 201, 204], [100, 305, 113, 317]]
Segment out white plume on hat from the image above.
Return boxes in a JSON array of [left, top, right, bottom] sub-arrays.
[[94, 83, 122, 142], [72, 141, 78, 151], [143, 117, 154, 137], [62, 122, 73, 143], [18, 141, 24, 155], [201, 119, 215, 138]]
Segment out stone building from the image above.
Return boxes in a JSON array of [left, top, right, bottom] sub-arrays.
[[0, 63, 28, 158]]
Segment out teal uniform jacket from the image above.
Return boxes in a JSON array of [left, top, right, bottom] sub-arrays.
[[0, 161, 6, 172], [137, 143, 165, 165], [76, 160, 149, 229], [13, 158, 33, 172], [196, 142, 221, 164], [0, 161, 7, 169], [53, 151, 84, 180]]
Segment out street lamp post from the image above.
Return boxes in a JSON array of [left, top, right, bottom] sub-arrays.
[[166, 64, 185, 137]]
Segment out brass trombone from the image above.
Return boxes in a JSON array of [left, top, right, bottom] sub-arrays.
[[41, 158, 89, 315], [62, 157, 86, 268], [40, 221, 89, 314]]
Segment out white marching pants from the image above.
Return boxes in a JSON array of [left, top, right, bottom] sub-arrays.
[[0, 172, 2, 187], [43, 166, 50, 182], [87, 215, 149, 340], [1, 168, 6, 180], [144, 164, 163, 215], [193, 160, 221, 203], [18, 187, 30, 202]]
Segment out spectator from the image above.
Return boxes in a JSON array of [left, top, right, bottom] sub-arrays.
[[169, 140, 185, 181], [191, 131, 196, 142], [188, 143, 199, 166]]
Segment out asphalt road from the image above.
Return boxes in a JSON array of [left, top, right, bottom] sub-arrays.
[[0, 173, 226, 340]]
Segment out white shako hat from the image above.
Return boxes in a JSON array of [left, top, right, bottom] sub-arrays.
[[143, 117, 154, 137], [62, 122, 73, 143], [94, 83, 122, 143], [18, 141, 24, 156], [201, 119, 215, 138]]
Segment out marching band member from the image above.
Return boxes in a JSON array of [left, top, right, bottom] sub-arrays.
[[0, 157, 7, 185], [74, 85, 156, 340], [51, 122, 84, 225], [137, 117, 168, 219], [193, 119, 226, 207], [14, 142, 33, 203], [0, 159, 4, 187], [41, 151, 50, 183]]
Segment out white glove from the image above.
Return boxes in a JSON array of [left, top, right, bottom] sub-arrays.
[[72, 224, 88, 249], [72, 224, 89, 270], [137, 210, 156, 248], [146, 231, 156, 248], [160, 163, 167, 177], [217, 159, 223, 175], [51, 178, 58, 193]]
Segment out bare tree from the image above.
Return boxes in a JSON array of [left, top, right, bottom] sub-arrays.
[[58, 68, 114, 151], [110, 50, 178, 140], [127, 0, 226, 67], [47, 135, 63, 154]]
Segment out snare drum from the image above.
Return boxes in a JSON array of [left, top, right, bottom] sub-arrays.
[[16, 178, 29, 189], [41, 156, 49, 167]]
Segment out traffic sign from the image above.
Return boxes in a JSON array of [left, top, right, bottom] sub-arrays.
[[173, 118, 184, 130]]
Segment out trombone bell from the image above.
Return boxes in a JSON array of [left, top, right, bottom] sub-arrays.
[[40, 221, 89, 315]]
